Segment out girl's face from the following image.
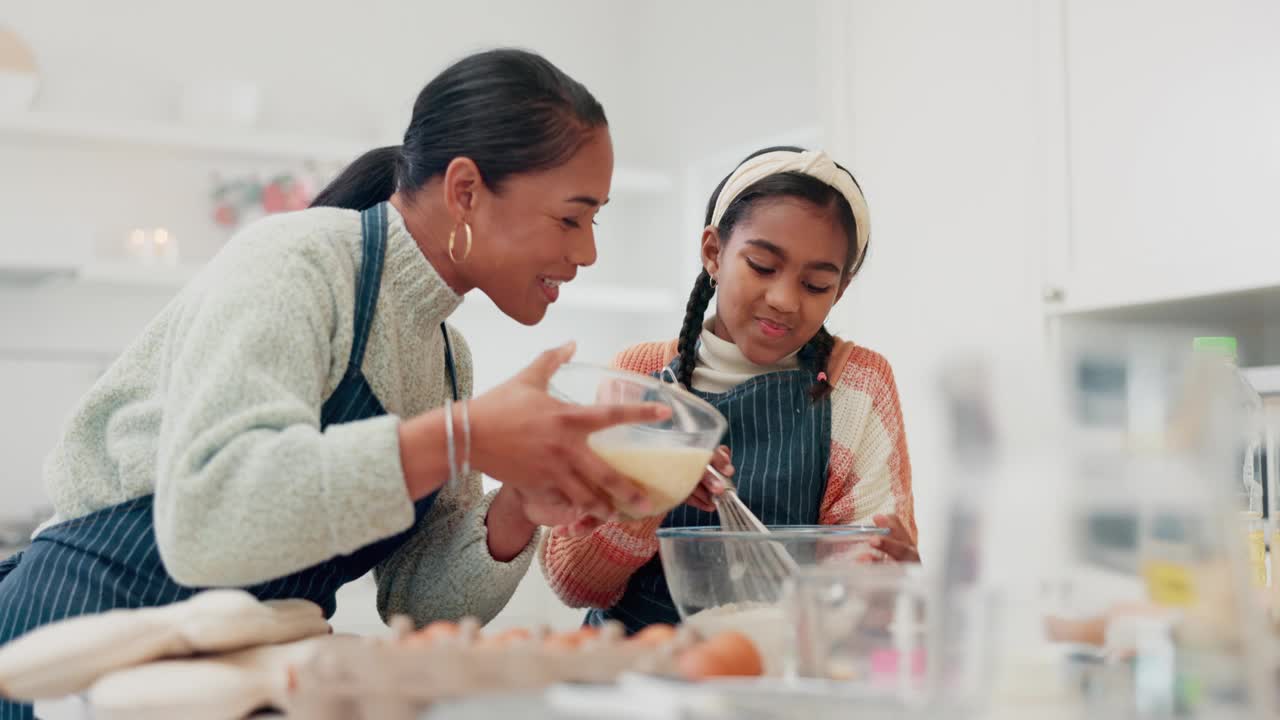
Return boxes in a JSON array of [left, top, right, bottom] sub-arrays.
[[702, 198, 851, 365], [465, 129, 614, 326]]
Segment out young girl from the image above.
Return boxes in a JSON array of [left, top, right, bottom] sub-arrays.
[[540, 146, 918, 631]]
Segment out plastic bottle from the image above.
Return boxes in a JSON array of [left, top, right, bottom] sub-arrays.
[[1192, 337, 1266, 588]]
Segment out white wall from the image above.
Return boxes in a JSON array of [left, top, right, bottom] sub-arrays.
[[0, 0, 822, 630], [1, 0, 820, 171], [817, 0, 1058, 567]]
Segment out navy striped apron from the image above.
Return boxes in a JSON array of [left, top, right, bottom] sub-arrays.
[[587, 360, 831, 633], [0, 203, 452, 719]]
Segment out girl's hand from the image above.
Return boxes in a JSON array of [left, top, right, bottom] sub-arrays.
[[469, 343, 670, 521], [685, 446, 733, 513], [862, 514, 920, 563]]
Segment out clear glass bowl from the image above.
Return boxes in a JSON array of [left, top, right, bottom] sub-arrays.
[[548, 363, 728, 518], [656, 525, 888, 676], [787, 565, 928, 693]]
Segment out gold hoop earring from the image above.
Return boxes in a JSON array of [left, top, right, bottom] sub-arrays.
[[448, 222, 473, 263]]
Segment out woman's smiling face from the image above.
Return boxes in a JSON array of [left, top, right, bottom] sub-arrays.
[[466, 129, 615, 326]]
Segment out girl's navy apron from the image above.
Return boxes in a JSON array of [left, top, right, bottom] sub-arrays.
[[587, 360, 832, 633], [0, 203, 450, 720]]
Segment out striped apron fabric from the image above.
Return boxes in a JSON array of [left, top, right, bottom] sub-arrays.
[[587, 359, 832, 633], [0, 203, 453, 719]]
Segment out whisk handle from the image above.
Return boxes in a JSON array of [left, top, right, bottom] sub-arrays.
[[705, 464, 735, 492]]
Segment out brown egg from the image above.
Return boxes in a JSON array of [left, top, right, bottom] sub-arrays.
[[476, 627, 533, 649], [402, 621, 459, 647], [676, 632, 764, 680], [630, 624, 678, 647], [543, 626, 600, 651]]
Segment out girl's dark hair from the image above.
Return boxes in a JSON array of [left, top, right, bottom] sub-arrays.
[[677, 146, 867, 401], [312, 49, 606, 211]]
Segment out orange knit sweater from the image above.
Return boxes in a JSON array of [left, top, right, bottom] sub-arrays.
[[539, 338, 916, 610]]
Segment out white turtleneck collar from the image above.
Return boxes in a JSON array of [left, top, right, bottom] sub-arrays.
[[691, 315, 799, 393]]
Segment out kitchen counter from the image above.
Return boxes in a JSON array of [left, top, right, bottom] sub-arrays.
[[426, 690, 1088, 720], [36, 687, 1087, 720], [23, 631, 1135, 720]]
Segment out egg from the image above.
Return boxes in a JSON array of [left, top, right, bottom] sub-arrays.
[[630, 624, 678, 648], [476, 627, 533, 649], [676, 631, 764, 680], [543, 626, 600, 651], [402, 621, 459, 647]]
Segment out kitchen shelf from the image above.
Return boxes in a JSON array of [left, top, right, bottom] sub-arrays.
[[1, 109, 368, 163], [75, 261, 200, 289], [1046, 280, 1280, 327], [0, 110, 675, 194], [0, 346, 116, 365], [1244, 365, 1280, 397], [30, 260, 679, 314], [0, 265, 77, 286]]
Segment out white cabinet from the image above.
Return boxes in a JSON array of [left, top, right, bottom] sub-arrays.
[[1057, 0, 1280, 312], [818, 0, 1280, 320]]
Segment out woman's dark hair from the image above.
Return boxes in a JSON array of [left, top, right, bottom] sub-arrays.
[[312, 48, 607, 211], [676, 146, 867, 401]]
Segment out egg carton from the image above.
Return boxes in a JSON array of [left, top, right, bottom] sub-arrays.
[[1, 589, 751, 720], [81, 618, 710, 720], [282, 618, 704, 720]]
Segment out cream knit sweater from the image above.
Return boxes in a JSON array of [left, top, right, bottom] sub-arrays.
[[38, 204, 536, 626]]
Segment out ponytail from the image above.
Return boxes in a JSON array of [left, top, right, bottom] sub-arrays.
[[311, 145, 403, 211]]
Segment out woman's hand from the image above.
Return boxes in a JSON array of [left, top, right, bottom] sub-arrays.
[[864, 514, 920, 563], [469, 343, 670, 521], [684, 446, 733, 513], [505, 485, 588, 529], [547, 445, 735, 537]]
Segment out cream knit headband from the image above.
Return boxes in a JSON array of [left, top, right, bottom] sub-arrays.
[[710, 149, 870, 263]]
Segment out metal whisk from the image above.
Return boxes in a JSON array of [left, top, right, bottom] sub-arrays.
[[706, 466, 798, 603], [656, 368, 799, 601]]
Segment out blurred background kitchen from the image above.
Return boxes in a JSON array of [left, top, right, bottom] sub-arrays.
[[1, 0, 1277, 644]]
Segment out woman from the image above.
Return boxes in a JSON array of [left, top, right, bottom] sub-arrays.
[[0, 48, 660, 718]]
